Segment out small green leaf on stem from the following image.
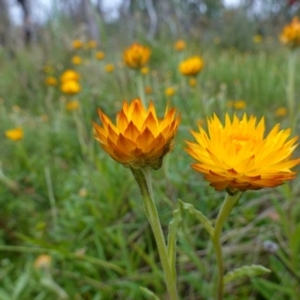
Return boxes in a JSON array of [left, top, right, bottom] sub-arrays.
[[224, 264, 271, 284], [140, 287, 161, 300], [179, 200, 214, 236], [167, 207, 182, 280]]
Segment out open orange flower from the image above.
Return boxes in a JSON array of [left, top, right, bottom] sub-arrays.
[[280, 16, 300, 48], [174, 40, 186, 51], [93, 99, 180, 169], [5, 127, 24, 141], [123, 43, 151, 69], [60, 70, 80, 82], [72, 39, 83, 49], [60, 80, 81, 95], [179, 56, 204, 76], [185, 113, 300, 192]]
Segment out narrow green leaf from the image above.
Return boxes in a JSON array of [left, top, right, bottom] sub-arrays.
[[12, 272, 29, 300], [179, 200, 214, 236], [167, 207, 182, 280], [224, 264, 271, 284], [40, 275, 69, 299], [139, 287, 160, 300], [290, 224, 300, 258], [252, 277, 295, 297], [0, 288, 11, 300]]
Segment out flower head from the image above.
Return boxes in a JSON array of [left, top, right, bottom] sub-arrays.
[[105, 64, 115, 73], [234, 100, 246, 110], [87, 40, 97, 49], [189, 78, 197, 87], [66, 100, 80, 111], [280, 17, 300, 48], [123, 43, 151, 69], [72, 40, 83, 49], [61, 80, 81, 95], [165, 87, 176, 97], [93, 99, 181, 170], [95, 51, 105, 60], [253, 34, 263, 44], [71, 56, 82, 65], [179, 56, 204, 76], [185, 113, 300, 192], [45, 77, 58, 86], [34, 254, 52, 270], [174, 40, 186, 51], [5, 127, 24, 141], [141, 66, 149, 75], [145, 86, 153, 95], [60, 70, 80, 82], [275, 107, 288, 117]]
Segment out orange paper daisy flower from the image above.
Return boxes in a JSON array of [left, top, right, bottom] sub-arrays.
[[93, 99, 180, 169], [280, 16, 300, 48], [5, 127, 24, 141], [179, 56, 204, 77], [123, 43, 151, 70], [185, 113, 300, 192]]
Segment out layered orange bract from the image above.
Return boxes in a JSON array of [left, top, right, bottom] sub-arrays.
[[185, 114, 300, 192], [93, 99, 180, 169], [179, 56, 204, 76], [280, 16, 300, 48], [5, 127, 24, 141], [123, 43, 151, 69]]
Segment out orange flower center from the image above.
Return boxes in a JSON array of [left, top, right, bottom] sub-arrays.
[[225, 133, 262, 154]]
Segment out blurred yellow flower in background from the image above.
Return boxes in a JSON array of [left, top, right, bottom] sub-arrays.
[[60, 70, 80, 82], [189, 78, 197, 87], [5, 127, 24, 141], [253, 34, 263, 44], [185, 113, 300, 192], [95, 51, 105, 60], [174, 40, 186, 51], [141, 66, 149, 75], [226, 100, 246, 109], [87, 40, 97, 49], [105, 64, 115, 73], [61, 81, 81, 95], [123, 43, 151, 69], [72, 39, 83, 49], [45, 77, 58, 86], [275, 107, 288, 117], [179, 56, 204, 76], [66, 100, 80, 111], [93, 98, 181, 170], [34, 254, 52, 270], [71, 56, 82, 65], [145, 86, 153, 94], [165, 87, 176, 97], [280, 16, 300, 48], [234, 100, 246, 109]]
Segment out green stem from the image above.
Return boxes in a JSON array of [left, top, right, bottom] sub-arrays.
[[287, 49, 297, 127], [137, 73, 146, 107], [131, 167, 179, 300], [211, 192, 242, 300]]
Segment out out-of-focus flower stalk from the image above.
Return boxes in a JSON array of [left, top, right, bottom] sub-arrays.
[[137, 73, 146, 106], [72, 106, 89, 157], [0, 165, 19, 193], [287, 49, 297, 127]]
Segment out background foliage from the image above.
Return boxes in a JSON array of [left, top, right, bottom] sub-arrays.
[[0, 0, 300, 299]]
